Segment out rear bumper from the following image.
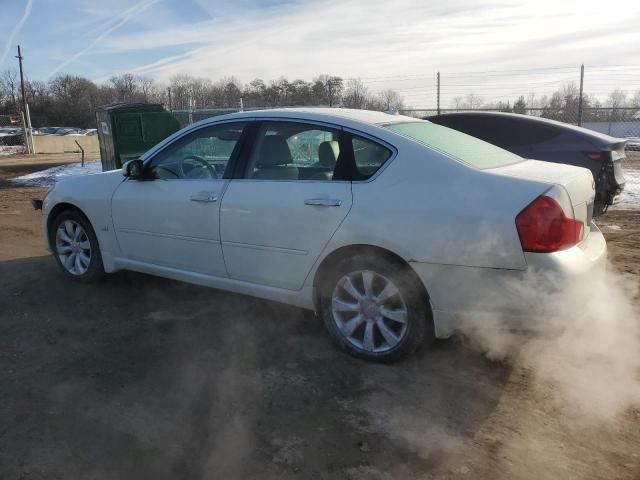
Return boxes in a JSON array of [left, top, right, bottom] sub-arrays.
[[410, 223, 607, 338]]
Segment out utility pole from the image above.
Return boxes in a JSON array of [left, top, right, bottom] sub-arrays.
[[327, 78, 333, 107], [167, 87, 172, 111], [436, 72, 441, 115], [577, 64, 584, 126], [15, 45, 33, 153], [15, 45, 27, 117]]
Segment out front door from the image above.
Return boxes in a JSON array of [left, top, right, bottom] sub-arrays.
[[111, 122, 247, 276], [220, 120, 353, 290]]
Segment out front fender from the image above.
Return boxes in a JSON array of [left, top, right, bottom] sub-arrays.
[[43, 171, 125, 272]]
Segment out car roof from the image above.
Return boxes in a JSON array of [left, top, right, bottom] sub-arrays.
[[142, 108, 421, 162], [427, 111, 625, 145]]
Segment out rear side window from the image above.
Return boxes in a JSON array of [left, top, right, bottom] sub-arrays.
[[385, 121, 523, 169], [351, 136, 392, 179], [244, 121, 342, 181], [431, 116, 561, 149]]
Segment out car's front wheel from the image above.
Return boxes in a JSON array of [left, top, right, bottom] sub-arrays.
[[49, 209, 105, 283], [318, 255, 433, 362]]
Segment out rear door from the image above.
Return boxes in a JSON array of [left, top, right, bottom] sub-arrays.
[[220, 120, 352, 290]]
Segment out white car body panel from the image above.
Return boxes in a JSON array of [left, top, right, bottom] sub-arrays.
[[220, 179, 352, 290], [42, 170, 124, 271], [111, 178, 228, 276], [41, 108, 607, 338]]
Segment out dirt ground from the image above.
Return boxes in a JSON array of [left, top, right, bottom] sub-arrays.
[[0, 154, 639, 480]]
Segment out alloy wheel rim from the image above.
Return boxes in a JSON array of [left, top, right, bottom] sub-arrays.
[[331, 270, 408, 353], [55, 220, 91, 276]]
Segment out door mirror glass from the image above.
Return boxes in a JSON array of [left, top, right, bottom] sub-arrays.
[[122, 159, 145, 179]]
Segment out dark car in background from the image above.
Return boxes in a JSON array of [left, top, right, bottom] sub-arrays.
[[426, 112, 626, 216], [626, 137, 640, 151], [0, 127, 23, 146]]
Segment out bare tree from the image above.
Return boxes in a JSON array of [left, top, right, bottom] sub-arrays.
[[139, 77, 156, 102], [168, 74, 195, 110], [24, 79, 48, 108], [109, 73, 138, 102], [377, 89, 404, 111], [1, 70, 19, 108], [526, 92, 537, 108], [464, 93, 482, 109], [451, 96, 463, 110], [607, 88, 627, 108], [343, 78, 369, 109], [48, 74, 100, 126]]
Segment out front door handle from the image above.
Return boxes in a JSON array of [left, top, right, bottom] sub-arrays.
[[304, 198, 342, 207], [190, 191, 218, 203]]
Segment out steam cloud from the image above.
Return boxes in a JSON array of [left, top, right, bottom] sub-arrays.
[[458, 263, 640, 421]]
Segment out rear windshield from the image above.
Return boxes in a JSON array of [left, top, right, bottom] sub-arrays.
[[384, 121, 524, 169]]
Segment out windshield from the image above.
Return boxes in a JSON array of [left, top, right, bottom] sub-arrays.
[[384, 121, 523, 169]]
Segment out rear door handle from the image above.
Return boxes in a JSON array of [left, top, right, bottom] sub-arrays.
[[304, 198, 342, 207], [190, 191, 218, 203]]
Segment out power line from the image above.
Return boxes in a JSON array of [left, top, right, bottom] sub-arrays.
[[363, 70, 579, 83], [361, 65, 581, 81]]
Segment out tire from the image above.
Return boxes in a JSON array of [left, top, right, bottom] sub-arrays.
[[318, 253, 434, 362], [49, 209, 105, 283]]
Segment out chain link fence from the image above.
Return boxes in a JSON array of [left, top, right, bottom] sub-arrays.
[[0, 114, 20, 127], [171, 106, 270, 128], [171, 105, 640, 143], [0, 115, 24, 151]]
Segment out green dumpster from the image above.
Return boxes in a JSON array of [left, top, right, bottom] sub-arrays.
[[96, 103, 181, 171]]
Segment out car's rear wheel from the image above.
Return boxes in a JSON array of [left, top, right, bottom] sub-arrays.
[[318, 255, 433, 362], [49, 210, 105, 283]]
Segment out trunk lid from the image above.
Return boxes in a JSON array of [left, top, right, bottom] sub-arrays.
[[489, 159, 596, 239]]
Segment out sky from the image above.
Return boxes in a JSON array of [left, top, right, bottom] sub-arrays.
[[1, 0, 639, 108]]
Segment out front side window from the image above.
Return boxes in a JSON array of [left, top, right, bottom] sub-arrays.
[[148, 122, 246, 180], [384, 121, 523, 169], [245, 122, 341, 181]]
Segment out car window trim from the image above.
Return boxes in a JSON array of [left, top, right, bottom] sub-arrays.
[[341, 127, 398, 183], [228, 121, 259, 179]]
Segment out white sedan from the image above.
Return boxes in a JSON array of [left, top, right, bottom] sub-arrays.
[[40, 108, 606, 361]]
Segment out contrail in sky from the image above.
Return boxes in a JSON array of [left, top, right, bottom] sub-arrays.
[[47, 0, 161, 79], [0, 0, 33, 68]]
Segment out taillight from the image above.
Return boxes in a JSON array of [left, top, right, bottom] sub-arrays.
[[587, 152, 603, 161], [516, 195, 584, 253]]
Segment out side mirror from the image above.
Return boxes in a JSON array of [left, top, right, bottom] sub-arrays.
[[122, 159, 145, 180]]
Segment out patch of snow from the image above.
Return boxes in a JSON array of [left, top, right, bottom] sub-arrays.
[[603, 224, 621, 230], [11, 159, 103, 186], [0, 145, 26, 156], [611, 168, 640, 210]]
